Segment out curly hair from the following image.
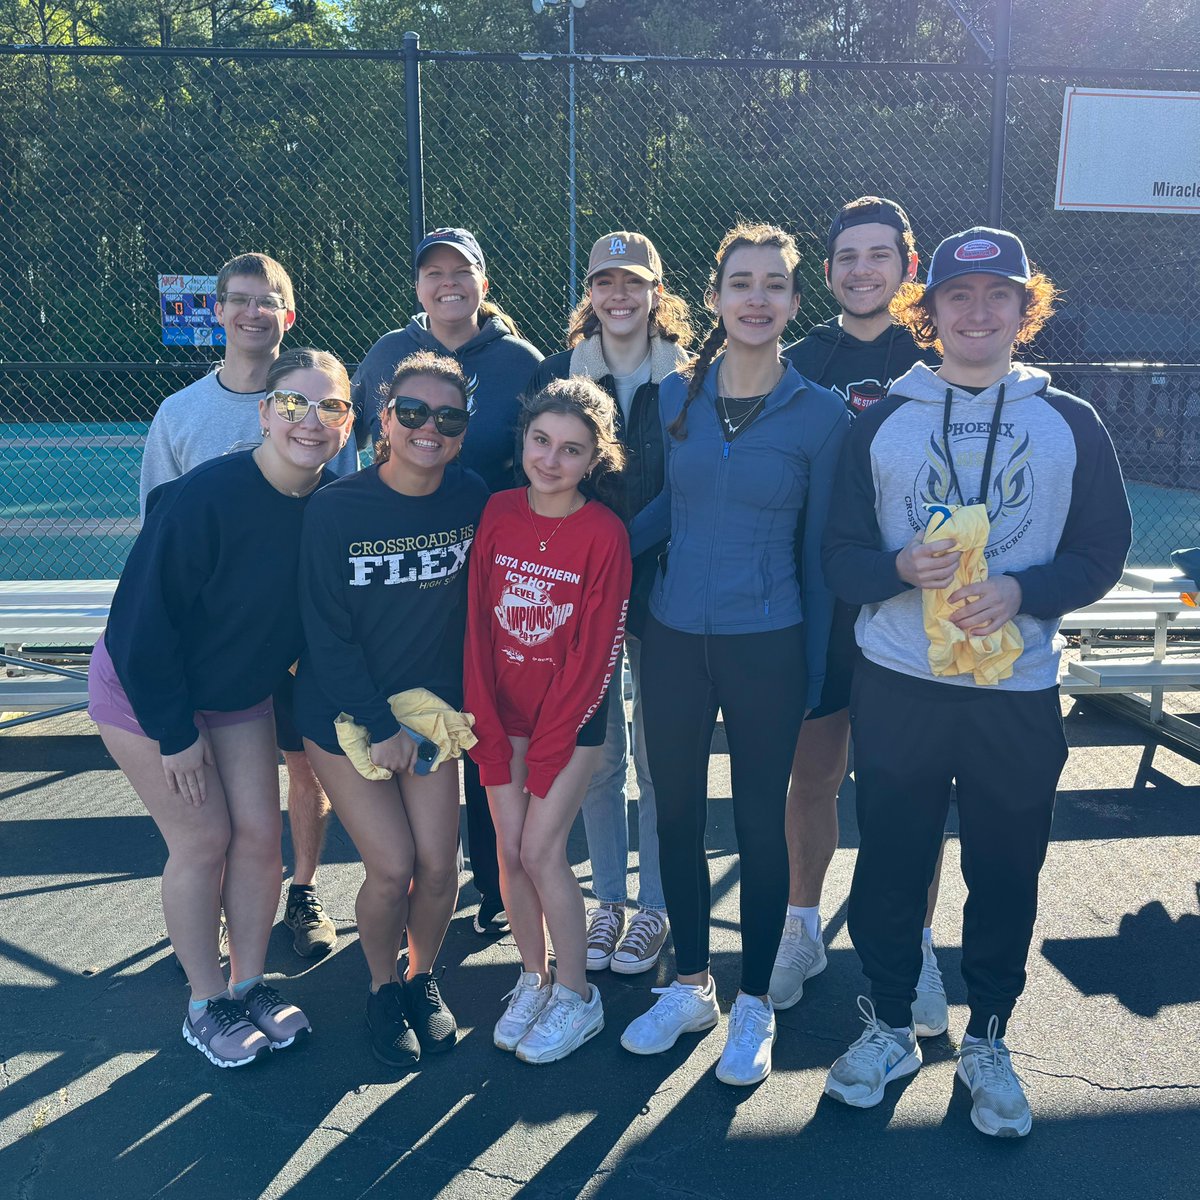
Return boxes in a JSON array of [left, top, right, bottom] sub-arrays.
[[890, 272, 1058, 352], [520, 377, 627, 509], [374, 351, 469, 465], [667, 223, 802, 440], [565, 287, 695, 350]]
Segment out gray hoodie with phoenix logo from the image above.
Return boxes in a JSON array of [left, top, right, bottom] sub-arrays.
[[821, 360, 1131, 690]]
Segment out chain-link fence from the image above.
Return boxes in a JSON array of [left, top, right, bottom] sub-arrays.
[[2, 40, 1198, 580]]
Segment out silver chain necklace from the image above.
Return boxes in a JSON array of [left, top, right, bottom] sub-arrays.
[[526, 487, 578, 553]]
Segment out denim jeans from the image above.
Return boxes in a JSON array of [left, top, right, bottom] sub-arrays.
[[580, 635, 665, 910]]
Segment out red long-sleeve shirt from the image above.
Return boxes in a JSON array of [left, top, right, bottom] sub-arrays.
[[465, 488, 632, 799]]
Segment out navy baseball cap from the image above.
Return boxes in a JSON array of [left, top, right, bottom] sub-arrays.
[[826, 197, 913, 257], [414, 227, 486, 275], [926, 227, 1030, 291]]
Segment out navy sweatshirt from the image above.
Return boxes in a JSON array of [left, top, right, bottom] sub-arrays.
[[630, 357, 849, 710], [294, 463, 489, 751], [104, 451, 327, 755], [784, 318, 938, 414], [821, 362, 1132, 690], [350, 314, 543, 492]]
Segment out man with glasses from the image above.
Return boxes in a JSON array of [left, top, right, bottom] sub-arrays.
[[140, 252, 357, 961]]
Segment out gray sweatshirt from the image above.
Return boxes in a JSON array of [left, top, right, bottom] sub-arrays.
[[139, 367, 359, 519], [821, 361, 1131, 690]]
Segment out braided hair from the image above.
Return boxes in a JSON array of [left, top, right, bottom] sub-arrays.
[[668, 223, 802, 440]]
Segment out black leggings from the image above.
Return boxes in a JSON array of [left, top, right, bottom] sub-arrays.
[[641, 616, 807, 996]]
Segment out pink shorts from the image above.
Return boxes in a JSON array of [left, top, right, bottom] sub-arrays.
[[87, 635, 274, 742]]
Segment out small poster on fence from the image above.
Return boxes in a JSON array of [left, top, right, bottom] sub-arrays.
[[1056, 87, 1200, 214], [158, 274, 224, 347]]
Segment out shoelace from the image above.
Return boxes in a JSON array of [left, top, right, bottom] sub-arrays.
[[776, 917, 821, 970], [534, 993, 579, 1035], [587, 906, 623, 948], [917, 948, 944, 994], [619, 911, 665, 954], [844, 995, 906, 1066], [960, 1016, 1025, 1094], [413, 973, 445, 1009], [291, 893, 326, 927], [245, 982, 285, 1013], [730, 1000, 770, 1049], [501, 977, 546, 1022], [647, 984, 701, 1022], [204, 997, 252, 1032]]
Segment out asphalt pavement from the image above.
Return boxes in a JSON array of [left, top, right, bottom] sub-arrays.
[[2, 695, 1198, 1200]]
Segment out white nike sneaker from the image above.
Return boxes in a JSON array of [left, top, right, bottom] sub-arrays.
[[768, 915, 827, 1010], [824, 995, 922, 1108], [620, 980, 720, 1055], [956, 1016, 1032, 1137], [715, 993, 776, 1086], [515, 983, 604, 1064]]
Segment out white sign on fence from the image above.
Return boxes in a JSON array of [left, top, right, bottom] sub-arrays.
[[1055, 87, 1200, 214]]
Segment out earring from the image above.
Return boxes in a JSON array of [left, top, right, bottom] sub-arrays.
[[261, 428, 270, 438]]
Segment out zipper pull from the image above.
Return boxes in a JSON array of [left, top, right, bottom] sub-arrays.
[[722, 441, 730, 460]]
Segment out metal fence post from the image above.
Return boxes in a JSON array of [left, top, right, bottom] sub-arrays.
[[403, 31, 425, 266], [986, 0, 1012, 226]]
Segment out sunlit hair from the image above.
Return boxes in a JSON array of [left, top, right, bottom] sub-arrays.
[[520, 377, 627, 508], [565, 237, 695, 351], [890, 272, 1059, 352], [668, 223, 802, 440], [265, 347, 349, 395], [375, 351, 468, 465], [218, 252, 295, 312]]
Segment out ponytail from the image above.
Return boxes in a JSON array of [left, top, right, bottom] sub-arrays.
[[479, 299, 524, 340], [667, 319, 725, 440]]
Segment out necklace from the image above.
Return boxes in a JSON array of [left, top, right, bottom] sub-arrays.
[[717, 393, 767, 439], [526, 487, 579, 553]]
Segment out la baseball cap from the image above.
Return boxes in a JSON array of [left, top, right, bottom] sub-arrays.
[[586, 232, 662, 282], [926, 227, 1031, 291], [826, 197, 913, 257], [414, 228, 486, 275]]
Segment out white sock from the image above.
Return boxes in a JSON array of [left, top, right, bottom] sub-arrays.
[[788, 904, 821, 940], [922, 927, 934, 946]]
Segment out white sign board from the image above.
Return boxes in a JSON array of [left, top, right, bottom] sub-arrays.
[[1055, 87, 1200, 214]]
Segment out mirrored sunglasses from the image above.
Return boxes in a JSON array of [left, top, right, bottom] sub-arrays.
[[268, 389, 353, 427], [387, 396, 471, 436]]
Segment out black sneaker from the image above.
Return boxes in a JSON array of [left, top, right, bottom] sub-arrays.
[[366, 982, 420, 1068], [473, 894, 510, 936], [405, 971, 458, 1054], [284, 885, 337, 959]]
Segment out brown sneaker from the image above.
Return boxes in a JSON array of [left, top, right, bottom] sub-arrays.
[[611, 908, 669, 975], [284, 885, 337, 958], [586, 903, 626, 971]]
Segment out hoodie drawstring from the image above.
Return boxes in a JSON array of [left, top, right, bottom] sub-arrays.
[[941, 382, 1006, 508]]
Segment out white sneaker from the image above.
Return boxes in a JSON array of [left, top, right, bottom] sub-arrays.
[[715, 993, 776, 1086], [912, 941, 949, 1037], [611, 908, 669, 975], [620, 980, 720, 1055], [585, 903, 626, 971], [493, 969, 552, 1052], [823, 996, 922, 1108], [515, 983, 604, 1064], [956, 1016, 1032, 1137], [767, 915, 827, 1010]]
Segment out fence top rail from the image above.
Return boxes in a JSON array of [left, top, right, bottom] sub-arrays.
[[1, 42, 1196, 82]]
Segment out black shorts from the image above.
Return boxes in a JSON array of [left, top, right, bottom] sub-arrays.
[[273, 672, 304, 754], [576, 689, 611, 747], [807, 600, 861, 721]]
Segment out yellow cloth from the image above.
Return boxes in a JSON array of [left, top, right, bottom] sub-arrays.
[[334, 688, 478, 781], [922, 503, 1023, 686]]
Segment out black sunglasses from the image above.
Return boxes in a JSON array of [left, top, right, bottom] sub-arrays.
[[387, 396, 471, 436]]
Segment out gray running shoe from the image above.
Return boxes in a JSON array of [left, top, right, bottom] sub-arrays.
[[183, 997, 271, 1068], [284, 886, 337, 958], [242, 982, 311, 1050]]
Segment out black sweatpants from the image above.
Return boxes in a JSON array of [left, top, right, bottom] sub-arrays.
[[462, 755, 500, 904], [848, 658, 1067, 1038], [641, 616, 807, 997]]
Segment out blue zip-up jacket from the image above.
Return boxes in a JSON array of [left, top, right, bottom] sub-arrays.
[[630, 357, 849, 709]]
